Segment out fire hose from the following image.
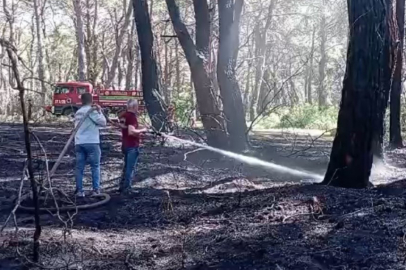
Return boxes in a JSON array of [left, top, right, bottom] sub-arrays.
[[19, 108, 109, 213]]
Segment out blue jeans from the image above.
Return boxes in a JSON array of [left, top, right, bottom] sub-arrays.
[[120, 147, 139, 191], [75, 144, 101, 193]]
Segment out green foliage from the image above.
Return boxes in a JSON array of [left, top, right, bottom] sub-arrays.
[[254, 105, 338, 130], [172, 90, 195, 126]]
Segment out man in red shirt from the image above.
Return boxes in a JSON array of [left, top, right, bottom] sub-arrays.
[[118, 99, 148, 193]]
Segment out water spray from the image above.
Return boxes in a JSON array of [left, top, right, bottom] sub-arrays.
[[157, 132, 324, 181]]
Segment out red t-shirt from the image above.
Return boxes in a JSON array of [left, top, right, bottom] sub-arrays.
[[120, 111, 140, 148]]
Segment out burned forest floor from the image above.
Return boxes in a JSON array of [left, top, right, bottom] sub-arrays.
[[1, 123, 406, 269]]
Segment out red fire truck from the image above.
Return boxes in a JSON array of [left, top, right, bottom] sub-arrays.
[[44, 82, 144, 117]]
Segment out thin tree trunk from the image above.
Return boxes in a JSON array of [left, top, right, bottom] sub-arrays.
[[217, 0, 247, 151], [4, 45, 42, 263], [322, 0, 397, 188], [318, 12, 329, 108], [168, 44, 174, 102], [125, 22, 135, 90], [73, 0, 87, 81], [118, 60, 123, 88], [307, 25, 316, 104], [175, 40, 181, 94], [389, 0, 405, 148], [85, 0, 92, 81], [3, 0, 15, 115], [135, 44, 140, 89], [165, 0, 229, 147], [163, 38, 170, 103], [33, 0, 46, 104], [91, 0, 99, 83], [257, 44, 275, 110], [66, 48, 77, 81], [133, 0, 168, 131], [106, 0, 132, 87], [244, 62, 251, 113], [249, 0, 276, 121]]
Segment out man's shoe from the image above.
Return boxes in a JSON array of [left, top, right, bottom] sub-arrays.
[[75, 191, 85, 198], [90, 190, 101, 197], [120, 188, 135, 195]]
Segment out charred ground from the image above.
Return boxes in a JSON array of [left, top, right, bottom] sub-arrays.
[[1, 123, 406, 269]]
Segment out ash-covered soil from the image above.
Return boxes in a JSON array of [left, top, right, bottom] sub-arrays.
[[1, 123, 406, 270]]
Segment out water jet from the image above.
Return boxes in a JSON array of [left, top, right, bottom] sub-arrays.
[[162, 134, 324, 181]]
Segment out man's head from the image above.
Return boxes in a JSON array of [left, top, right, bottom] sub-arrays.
[[127, 99, 138, 113], [81, 93, 93, 105]]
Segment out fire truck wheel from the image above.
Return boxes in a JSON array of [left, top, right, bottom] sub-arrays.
[[63, 107, 77, 119]]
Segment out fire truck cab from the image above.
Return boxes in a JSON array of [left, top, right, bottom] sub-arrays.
[[45, 82, 144, 117]]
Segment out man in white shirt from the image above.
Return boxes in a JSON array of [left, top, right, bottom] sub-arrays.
[[74, 93, 107, 197]]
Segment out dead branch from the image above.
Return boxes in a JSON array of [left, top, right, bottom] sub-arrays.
[[0, 162, 27, 233], [4, 43, 42, 262], [246, 57, 309, 134], [284, 129, 333, 158]]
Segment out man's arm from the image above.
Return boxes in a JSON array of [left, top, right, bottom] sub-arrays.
[[128, 125, 148, 136], [88, 104, 107, 127]]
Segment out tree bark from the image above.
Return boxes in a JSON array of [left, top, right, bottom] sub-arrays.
[[217, 0, 247, 151], [73, 0, 87, 81], [322, 0, 397, 188], [389, 0, 405, 148], [133, 0, 168, 131], [106, 0, 132, 88], [165, 0, 229, 148]]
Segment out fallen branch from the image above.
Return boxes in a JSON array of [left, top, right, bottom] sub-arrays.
[[0, 162, 27, 233]]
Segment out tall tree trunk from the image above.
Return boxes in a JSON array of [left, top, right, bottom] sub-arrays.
[[91, 0, 99, 83], [307, 25, 316, 104], [244, 63, 251, 113], [118, 60, 123, 88], [163, 38, 170, 103], [318, 13, 329, 109], [85, 0, 92, 82], [3, 0, 15, 114], [244, 21, 253, 113], [322, 0, 397, 188], [249, 0, 276, 121], [133, 0, 168, 131], [73, 0, 87, 81], [258, 68, 271, 109], [106, 0, 132, 87], [33, 0, 46, 104], [389, 0, 405, 148], [250, 24, 263, 121], [165, 0, 229, 148], [217, 0, 247, 151], [125, 22, 135, 90], [175, 40, 181, 94], [135, 44, 140, 89], [257, 44, 275, 111]]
